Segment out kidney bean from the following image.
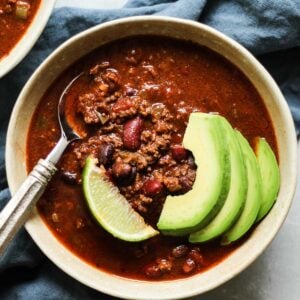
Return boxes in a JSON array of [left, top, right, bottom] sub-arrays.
[[145, 264, 162, 278], [123, 116, 143, 151], [172, 245, 189, 258], [182, 258, 196, 274], [172, 145, 188, 161], [143, 179, 163, 197], [112, 162, 136, 186], [98, 143, 114, 166]]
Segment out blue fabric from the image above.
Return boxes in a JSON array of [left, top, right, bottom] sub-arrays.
[[0, 0, 299, 298]]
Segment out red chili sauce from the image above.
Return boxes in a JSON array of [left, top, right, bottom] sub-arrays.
[[0, 0, 41, 59], [26, 36, 277, 281]]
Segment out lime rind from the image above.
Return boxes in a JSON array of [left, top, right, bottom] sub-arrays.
[[83, 156, 159, 242]]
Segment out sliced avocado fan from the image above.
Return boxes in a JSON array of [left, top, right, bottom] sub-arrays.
[[221, 130, 262, 245], [189, 117, 247, 243], [255, 138, 280, 222], [157, 112, 231, 236]]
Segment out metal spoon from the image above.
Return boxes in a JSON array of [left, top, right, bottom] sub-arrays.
[[0, 74, 82, 255]]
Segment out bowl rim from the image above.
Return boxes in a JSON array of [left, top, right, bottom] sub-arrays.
[[5, 16, 298, 299], [0, 0, 56, 78]]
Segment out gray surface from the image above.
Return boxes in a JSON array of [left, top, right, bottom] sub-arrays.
[[198, 144, 300, 300], [55, 1, 300, 299]]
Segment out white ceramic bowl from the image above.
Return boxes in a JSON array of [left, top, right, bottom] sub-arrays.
[[0, 0, 56, 78], [6, 16, 298, 299]]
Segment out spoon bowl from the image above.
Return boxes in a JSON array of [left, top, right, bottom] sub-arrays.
[[46, 73, 82, 164], [0, 74, 82, 254]]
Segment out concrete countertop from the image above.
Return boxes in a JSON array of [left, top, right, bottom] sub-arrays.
[[54, 1, 300, 299]]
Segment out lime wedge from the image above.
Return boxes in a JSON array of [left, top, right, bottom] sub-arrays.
[[83, 156, 159, 242]]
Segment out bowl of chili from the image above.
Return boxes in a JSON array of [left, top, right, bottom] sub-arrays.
[[0, 0, 56, 78], [5, 16, 297, 299]]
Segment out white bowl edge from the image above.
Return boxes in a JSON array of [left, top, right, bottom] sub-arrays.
[[5, 16, 298, 300], [0, 0, 56, 78]]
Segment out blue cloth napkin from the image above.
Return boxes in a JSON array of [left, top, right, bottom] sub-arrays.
[[0, 0, 299, 299]]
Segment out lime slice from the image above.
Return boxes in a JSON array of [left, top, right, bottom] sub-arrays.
[[83, 156, 159, 242]]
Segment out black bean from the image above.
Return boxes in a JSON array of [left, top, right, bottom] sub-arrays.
[[98, 143, 114, 166], [179, 177, 193, 193], [112, 162, 131, 178], [112, 162, 136, 186], [187, 154, 197, 169], [188, 247, 204, 265], [172, 245, 189, 258], [61, 171, 78, 185]]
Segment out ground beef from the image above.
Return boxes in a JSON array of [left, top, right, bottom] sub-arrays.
[[70, 62, 197, 216], [97, 68, 121, 92], [77, 93, 103, 124]]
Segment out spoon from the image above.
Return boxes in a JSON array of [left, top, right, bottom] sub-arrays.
[[0, 74, 82, 255]]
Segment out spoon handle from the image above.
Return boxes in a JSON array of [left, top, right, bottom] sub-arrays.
[[0, 159, 56, 255]]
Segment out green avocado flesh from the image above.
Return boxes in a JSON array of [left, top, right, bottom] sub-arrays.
[[157, 113, 231, 236], [82, 110, 279, 244], [189, 117, 247, 243], [255, 138, 280, 222], [221, 131, 262, 245]]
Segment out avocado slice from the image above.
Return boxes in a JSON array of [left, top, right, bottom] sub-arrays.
[[189, 117, 247, 243], [157, 112, 230, 236], [221, 130, 262, 245], [256, 138, 280, 222]]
